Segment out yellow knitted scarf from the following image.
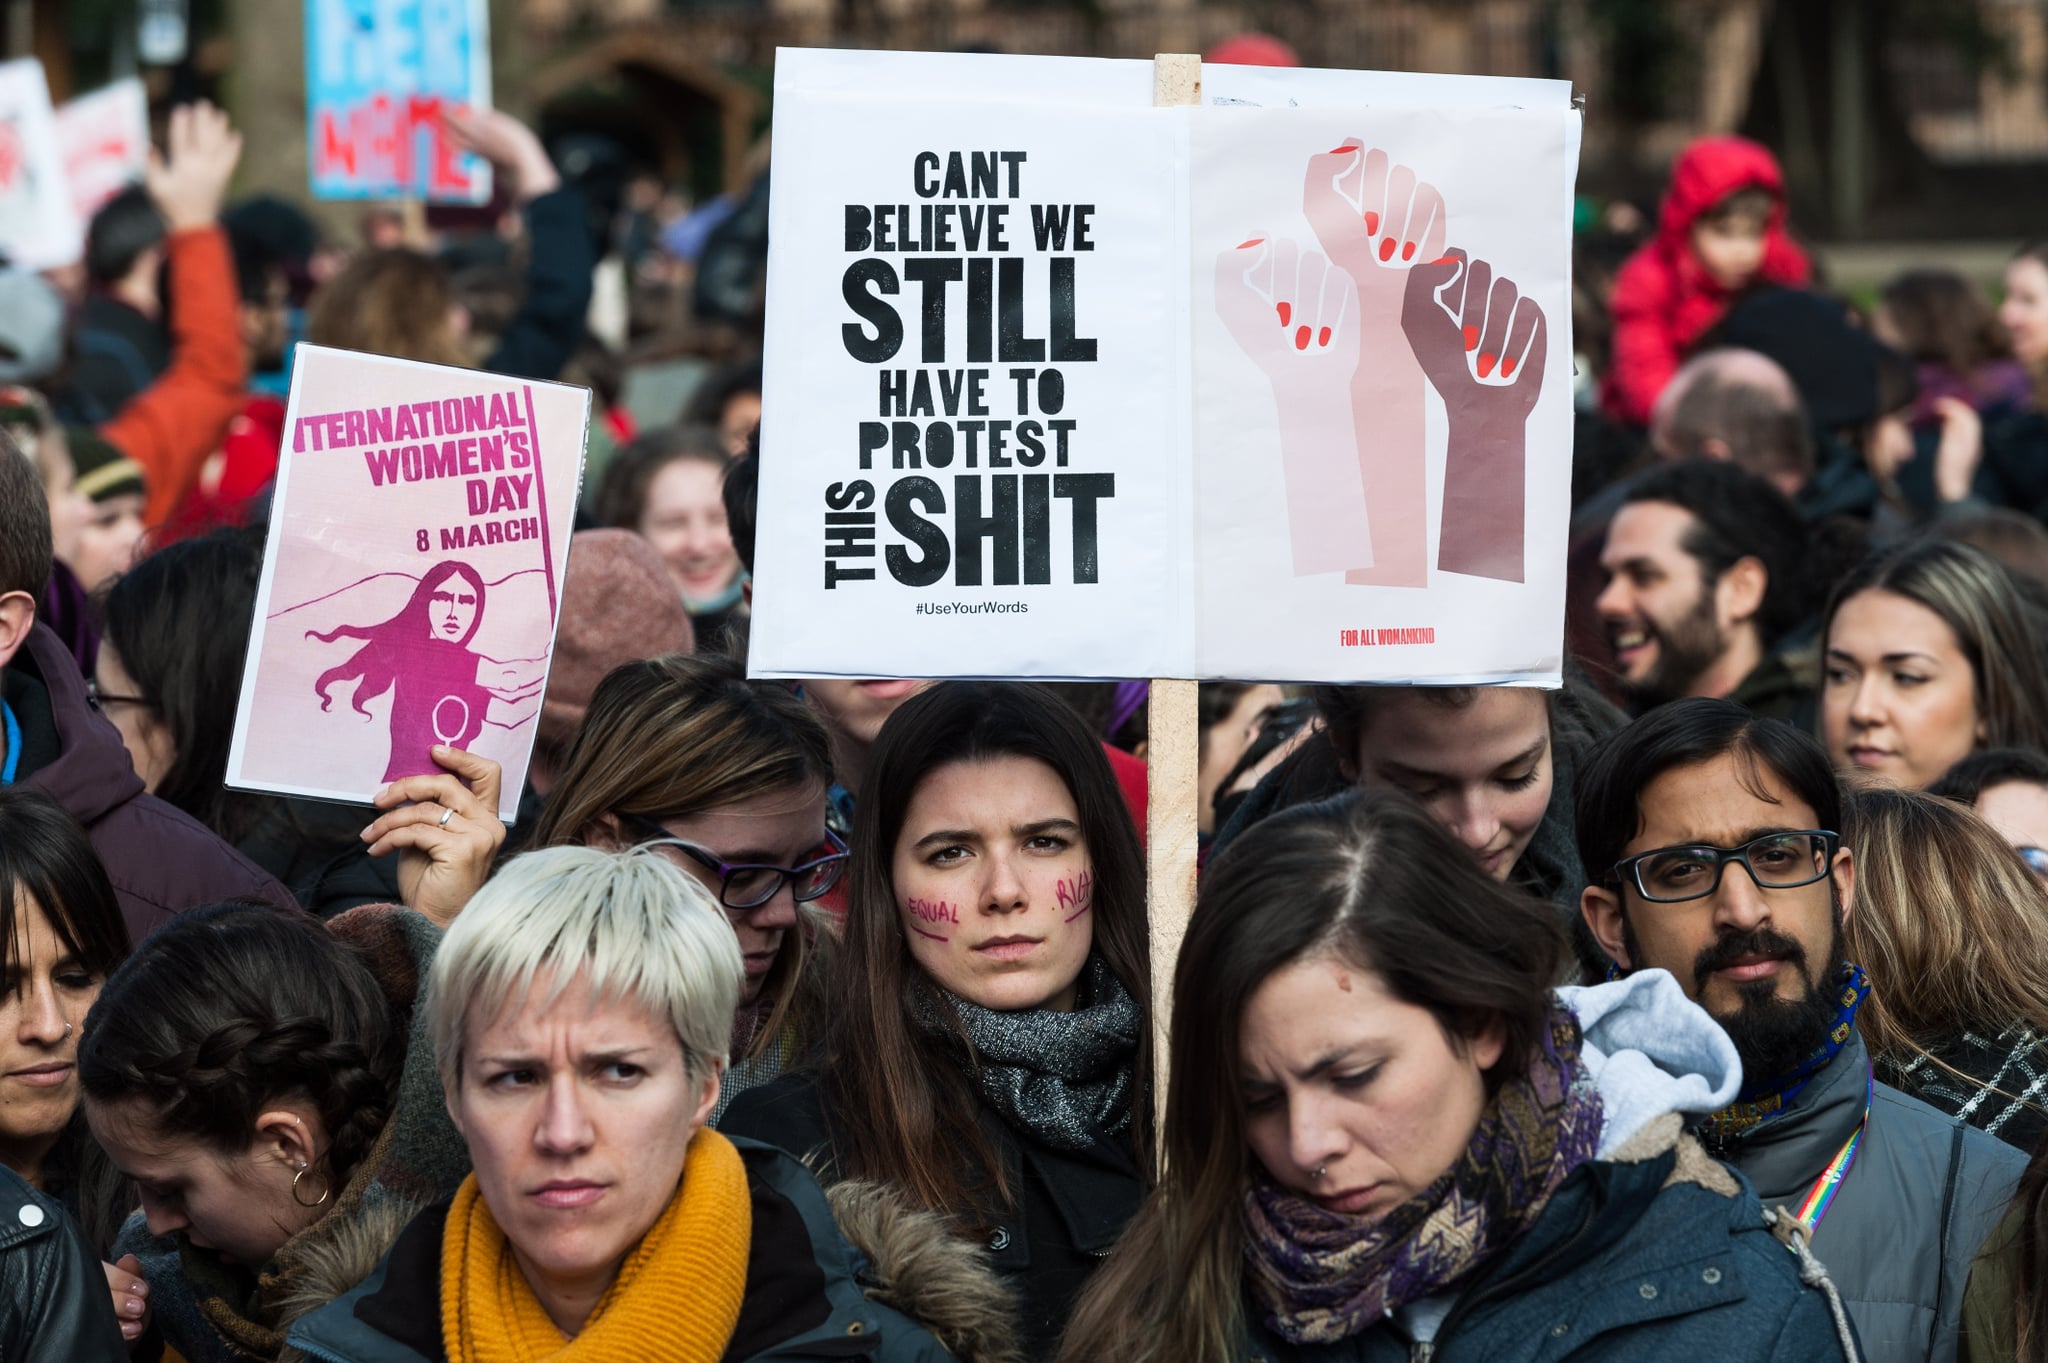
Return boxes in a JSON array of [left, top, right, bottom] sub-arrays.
[[440, 1127, 752, 1363]]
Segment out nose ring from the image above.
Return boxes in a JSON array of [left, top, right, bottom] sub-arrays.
[[1314, 1163, 1326, 1181]]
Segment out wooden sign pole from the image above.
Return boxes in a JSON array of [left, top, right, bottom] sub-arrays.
[[1146, 53, 1202, 1167], [399, 197, 429, 248]]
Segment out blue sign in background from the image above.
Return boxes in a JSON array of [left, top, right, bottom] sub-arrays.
[[304, 0, 492, 202]]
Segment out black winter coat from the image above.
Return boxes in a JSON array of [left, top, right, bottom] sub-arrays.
[[480, 187, 594, 384], [721, 1070, 1144, 1362], [0, 1163, 127, 1361]]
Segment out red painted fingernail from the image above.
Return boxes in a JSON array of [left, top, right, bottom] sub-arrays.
[[1500, 356, 1518, 378], [1401, 241, 1416, 261], [1463, 325, 1479, 351], [1237, 237, 1264, 249], [1431, 255, 1458, 265], [1477, 352, 1498, 378], [1319, 326, 1332, 346], [1295, 325, 1311, 351], [1378, 237, 1396, 262], [1328, 142, 1360, 155], [1277, 301, 1291, 326], [1364, 211, 1380, 235]]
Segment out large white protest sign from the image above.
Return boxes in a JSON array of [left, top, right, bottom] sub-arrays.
[[750, 48, 1577, 685], [228, 346, 588, 820], [0, 60, 83, 270], [55, 79, 149, 224]]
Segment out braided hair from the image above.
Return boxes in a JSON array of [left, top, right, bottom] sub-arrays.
[[78, 903, 400, 1192]]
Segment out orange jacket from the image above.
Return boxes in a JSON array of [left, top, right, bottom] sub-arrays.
[[98, 225, 249, 528]]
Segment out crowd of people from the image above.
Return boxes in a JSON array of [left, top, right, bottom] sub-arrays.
[[6, 73, 2048, 1363]]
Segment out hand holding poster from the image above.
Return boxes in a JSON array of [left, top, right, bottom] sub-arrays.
[[0, 59, 83, 270], [228, 346, 587, 819], [750, 49, 1578, 685], [305, 0, 492, 202]]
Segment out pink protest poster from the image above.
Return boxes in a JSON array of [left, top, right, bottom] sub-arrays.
[[227, 345, 588, 820]]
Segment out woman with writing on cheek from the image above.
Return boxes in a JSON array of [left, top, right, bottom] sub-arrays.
[[721, 683, 1153, 1362]]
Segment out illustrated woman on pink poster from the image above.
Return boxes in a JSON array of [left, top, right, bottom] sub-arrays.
[[308, 560, 545, 781]]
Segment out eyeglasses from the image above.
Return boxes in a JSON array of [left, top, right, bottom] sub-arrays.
[[620, 813, 849, 911], [86, 677, 147, 708], [2018, 846, 2048, 882], [1610, 830, 1840, 904]]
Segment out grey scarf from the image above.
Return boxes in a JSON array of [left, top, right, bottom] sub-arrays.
[[918, 956, 1140, 1150]]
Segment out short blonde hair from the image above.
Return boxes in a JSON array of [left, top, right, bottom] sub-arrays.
[[426, 844, 742, 1092]]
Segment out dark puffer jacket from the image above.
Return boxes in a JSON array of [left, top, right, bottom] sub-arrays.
[[9, 621, 296, 941], [1240, 1115, 1856, 1363]]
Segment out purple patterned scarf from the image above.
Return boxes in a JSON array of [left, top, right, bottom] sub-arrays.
[[1242, 1002, 1604, 1345]]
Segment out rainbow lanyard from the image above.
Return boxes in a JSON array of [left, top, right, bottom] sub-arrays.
[[1792, 1064, 1874, 1233]]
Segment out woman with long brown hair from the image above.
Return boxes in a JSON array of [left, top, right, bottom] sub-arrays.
[[530, 653, 840, 1117], [1058, 789, 1854, 1363], [1843, 782, 2048, 1151], [721, 682, 1152, 1360]]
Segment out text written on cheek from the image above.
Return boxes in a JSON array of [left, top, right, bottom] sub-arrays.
[[1055, 869, 1095, 923], [908, 896, 960, 941]]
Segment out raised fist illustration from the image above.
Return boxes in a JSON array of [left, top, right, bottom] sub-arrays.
[[1303, 142, 1449, 307], [1215, 235, 1375, 576], [1402, 248, 1548, 582], [1301, 141, 1446, 588], [1215, 235, 1361, 381]]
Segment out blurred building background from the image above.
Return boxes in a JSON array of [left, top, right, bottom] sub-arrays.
[[20, 0, 2048, 247]]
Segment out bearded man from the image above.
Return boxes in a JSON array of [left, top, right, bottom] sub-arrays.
[[1575, 700, 2021, 1363]]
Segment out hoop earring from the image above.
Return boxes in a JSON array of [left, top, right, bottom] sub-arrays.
[[291, 1163, 331, 1209]]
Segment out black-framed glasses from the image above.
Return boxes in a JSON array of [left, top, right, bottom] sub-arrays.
[[86, 677, 147, 708], [620, 812, 849, 911], [1610, 830, 1839, 904]]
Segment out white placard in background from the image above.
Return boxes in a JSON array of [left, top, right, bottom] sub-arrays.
[[0, 60, 85, 270]]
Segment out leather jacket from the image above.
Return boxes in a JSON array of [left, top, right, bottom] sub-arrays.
[[0, 1163, 127, 1361]]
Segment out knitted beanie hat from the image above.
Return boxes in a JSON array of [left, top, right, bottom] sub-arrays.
[[65, 425, 147, 503], [540, 529, 694, 753]]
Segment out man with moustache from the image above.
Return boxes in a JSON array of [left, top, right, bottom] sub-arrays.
[[1596, 460, 1818, 724], [1575, 698, 2021, 1363]]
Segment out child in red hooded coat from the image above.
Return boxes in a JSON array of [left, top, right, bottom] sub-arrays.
[[1600, 136, 1811, 427]]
